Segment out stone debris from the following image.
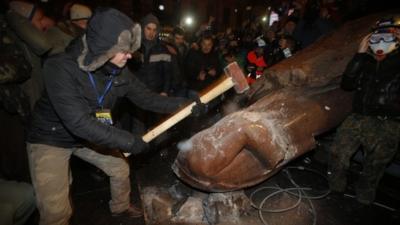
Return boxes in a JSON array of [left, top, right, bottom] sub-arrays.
[[142, 186, 253, 225]]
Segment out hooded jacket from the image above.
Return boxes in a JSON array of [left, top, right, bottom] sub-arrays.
[[28, 8, 187, 152]]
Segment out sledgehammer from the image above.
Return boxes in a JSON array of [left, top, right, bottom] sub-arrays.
[[124, 62, 249, 156]]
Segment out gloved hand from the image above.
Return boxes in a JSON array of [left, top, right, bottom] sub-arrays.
[[127, 136, 150, 155], [187, 90, 208, 117]]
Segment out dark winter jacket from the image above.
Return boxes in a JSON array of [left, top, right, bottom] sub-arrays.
[[133, 14, 172, 93], [166, 41, 189, 96], [134, 41, 172, 93], [28, 8, 187, 152], [185, 49, 222, 91], [341, 52, 400, 118]]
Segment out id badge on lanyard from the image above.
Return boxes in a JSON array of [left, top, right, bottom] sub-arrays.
[[95, 109, 113, 125], [88, 72, 115, 125]]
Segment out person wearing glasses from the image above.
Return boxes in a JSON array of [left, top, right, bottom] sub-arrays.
[[328, 16, 400, 205]]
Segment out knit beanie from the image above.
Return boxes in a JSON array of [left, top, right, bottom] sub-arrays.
[[9, 1, 36, 20], [70, 3, 92, 21], [141, 13, 159, 28]]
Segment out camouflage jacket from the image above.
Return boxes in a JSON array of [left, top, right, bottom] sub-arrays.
[[0, 16, 32, 119]]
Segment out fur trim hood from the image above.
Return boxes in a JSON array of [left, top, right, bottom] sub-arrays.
[[78, 8, 141, 72]]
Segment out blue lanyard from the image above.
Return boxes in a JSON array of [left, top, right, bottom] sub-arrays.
[[87, 72, 114, 108]]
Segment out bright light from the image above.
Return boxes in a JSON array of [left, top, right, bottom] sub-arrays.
[[234, 9, 238, 13], [246, 6, 252, 11], [262, 16, 267, 22], [159, 4, 164, 11], [184, 16, 193, 26]]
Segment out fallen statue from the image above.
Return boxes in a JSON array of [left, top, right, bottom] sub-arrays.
[[173, 86, 352, 191], [172, 12, 388, 192]]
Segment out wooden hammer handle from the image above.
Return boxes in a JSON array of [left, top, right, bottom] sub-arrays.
[[122, 76, 235, 157], [198, 75, 235, 104], [142, 102, 195, 143], [143, 76, 235, 143]]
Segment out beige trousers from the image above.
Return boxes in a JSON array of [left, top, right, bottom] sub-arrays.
[[27, 143, 130, 225]]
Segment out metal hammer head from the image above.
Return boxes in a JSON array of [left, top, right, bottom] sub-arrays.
[[224, 62, 249, 94]]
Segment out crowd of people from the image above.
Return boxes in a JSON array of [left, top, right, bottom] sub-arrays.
[[159, 0, 339, 93], [1, 0, 400, 225]]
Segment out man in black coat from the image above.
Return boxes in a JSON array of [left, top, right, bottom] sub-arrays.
[[166, 26, 190, 97], [185, 34, 222, 91], [27, 8, 196, 224]]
